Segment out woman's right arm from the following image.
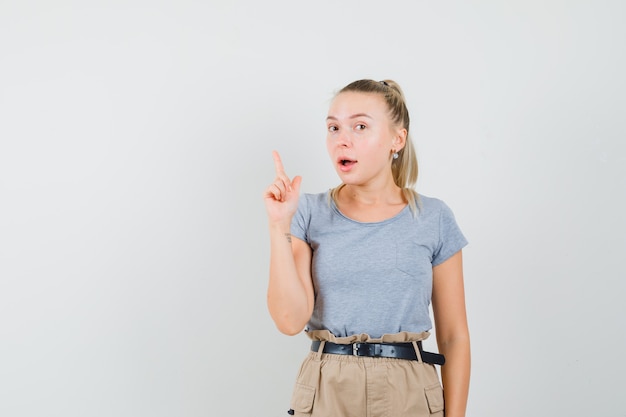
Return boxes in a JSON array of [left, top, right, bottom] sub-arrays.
[[267, 227, 314, 335], [264, 151, 314, 335]]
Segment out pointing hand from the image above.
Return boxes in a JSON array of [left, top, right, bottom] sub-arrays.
[[263, 151, 302, 224]]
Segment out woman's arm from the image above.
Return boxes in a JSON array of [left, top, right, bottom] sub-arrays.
[[264, 151, 314, 335], [432, 250, 470, 417], [267, 231, 314, 335]]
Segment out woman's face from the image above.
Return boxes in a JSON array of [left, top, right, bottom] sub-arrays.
[[326, 91, 403, 186]]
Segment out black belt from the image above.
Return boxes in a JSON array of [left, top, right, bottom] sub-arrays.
[[311, 341, 445, 365]]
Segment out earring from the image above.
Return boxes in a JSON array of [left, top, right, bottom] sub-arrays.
[[393, 151, 399, 160]]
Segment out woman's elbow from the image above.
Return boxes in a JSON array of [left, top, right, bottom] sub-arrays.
[[268, 298, 312, 336], [274, 319, 306, 336], [269, 308, 309, 335], [277, 324, 304, 336]]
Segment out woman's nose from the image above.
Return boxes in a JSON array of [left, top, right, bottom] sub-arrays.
[[335, 131, 351, 147]]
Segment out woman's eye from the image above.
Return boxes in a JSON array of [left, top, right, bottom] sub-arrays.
[[328, 125, 338, 132], [355, 124, 366, 130]]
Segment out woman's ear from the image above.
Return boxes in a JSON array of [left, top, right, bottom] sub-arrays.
[[393, 128, 408, 151]]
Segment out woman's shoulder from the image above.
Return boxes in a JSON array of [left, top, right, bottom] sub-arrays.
[[414, 193, 459, 217], [296, 190, 331, 214], [415, 193, 446, 209], [301, 189, 329, 198], [300, 190, 330, 204]]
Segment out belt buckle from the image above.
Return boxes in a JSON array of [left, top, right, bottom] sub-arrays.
[[352, 343, 381, 357]]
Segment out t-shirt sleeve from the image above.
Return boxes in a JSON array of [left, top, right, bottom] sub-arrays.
[[290, 194, 309, 242], [432, 201, 468, 266]]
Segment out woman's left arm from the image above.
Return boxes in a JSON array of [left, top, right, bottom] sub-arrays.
[[432, 250, 470, 417]]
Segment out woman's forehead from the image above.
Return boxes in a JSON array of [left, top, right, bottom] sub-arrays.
[[328, 92, 387, 117]]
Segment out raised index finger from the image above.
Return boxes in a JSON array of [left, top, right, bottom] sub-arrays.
[[272, 150, 287, 176]]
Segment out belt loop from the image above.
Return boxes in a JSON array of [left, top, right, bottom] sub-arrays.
[[315, 340, 326, 360], [411, 341, 424, 364]]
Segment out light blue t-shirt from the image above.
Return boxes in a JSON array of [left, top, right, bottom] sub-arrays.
[[291, 191, 468, 338]]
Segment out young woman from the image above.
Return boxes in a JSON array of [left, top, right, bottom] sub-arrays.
[[263, 79, 470, 417]]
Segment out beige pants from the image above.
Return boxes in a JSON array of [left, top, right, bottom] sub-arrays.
[[289, 330, 444, 417]]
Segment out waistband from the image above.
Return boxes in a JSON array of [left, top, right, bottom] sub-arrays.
[[311, 340, 445, 365]]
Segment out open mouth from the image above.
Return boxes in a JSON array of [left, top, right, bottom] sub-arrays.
[[339, 159, 356, 166]]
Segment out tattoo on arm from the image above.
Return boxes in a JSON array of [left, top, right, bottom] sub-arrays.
[[284, 233, 292, 243]]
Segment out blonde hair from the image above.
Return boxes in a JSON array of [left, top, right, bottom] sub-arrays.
[[329, 79, 420, 214]]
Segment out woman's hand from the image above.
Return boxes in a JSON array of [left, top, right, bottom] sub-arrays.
[[263, 151, 302, 225]]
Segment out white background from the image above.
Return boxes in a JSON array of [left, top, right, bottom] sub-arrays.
[[1, 1, 625, 416]]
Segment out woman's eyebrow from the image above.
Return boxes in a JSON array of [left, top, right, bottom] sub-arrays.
[[326, 113, 373, 121]]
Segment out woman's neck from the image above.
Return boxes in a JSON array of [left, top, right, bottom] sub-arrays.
[[335, 184, 407, 222]]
